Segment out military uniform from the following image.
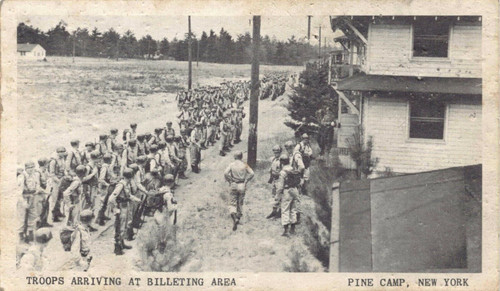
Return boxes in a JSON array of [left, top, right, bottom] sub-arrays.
[[18, 162, 41, 242], [224, 154, 254, 230]]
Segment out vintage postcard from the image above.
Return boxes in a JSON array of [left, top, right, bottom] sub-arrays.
[[1, 0, 498, 290]]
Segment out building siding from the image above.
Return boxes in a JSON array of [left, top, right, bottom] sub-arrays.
[[367, 24, 481, 78], [363, 96, 482, 173]]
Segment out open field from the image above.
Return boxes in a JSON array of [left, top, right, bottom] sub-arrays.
[[17, 56, 302, 163]]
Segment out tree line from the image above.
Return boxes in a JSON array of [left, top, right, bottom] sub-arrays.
[[18, 21, 322, 65]]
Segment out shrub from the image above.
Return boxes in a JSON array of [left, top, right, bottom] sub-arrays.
[[283, 243, 323, 272], [137, 214, 193, 272], [347, 126, 379, 179]]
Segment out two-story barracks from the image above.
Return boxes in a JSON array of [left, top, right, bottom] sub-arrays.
[[331, 16, 482, 173]]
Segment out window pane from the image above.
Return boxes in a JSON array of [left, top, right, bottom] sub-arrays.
[[413, 20, 449, 58], [410, 100, 445, 140]]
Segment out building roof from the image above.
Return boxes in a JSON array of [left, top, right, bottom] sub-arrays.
[[336, 74, 482, 95], [17, 43, 43, 52], [339, 164, 482, 272]]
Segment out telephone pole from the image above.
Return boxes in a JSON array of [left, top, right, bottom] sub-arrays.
[[72, 31, 76, 63], [318, 25, 322, 58], [307, 16, 312, 44], [247, 16, 260, 168], [188, 16, 192, 90]]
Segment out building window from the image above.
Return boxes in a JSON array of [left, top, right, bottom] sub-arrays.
[[409, 99, 446, 139], [412, 20, 450, 58], [20, 51, 26, 56]]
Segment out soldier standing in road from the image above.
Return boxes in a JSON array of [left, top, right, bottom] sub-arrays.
[[266, 145, 283, 219], [174, 135, 189, 180], [49, 147, 69, 223], [62, 165, 86, 227], [66, 139, 82, 176], [190, 122, 204, 173], [224, 151, 254, 231], [276, 154, 301, 237], [35, 158, 52, 228], [18, 161, 45, 243], [284, 140, 305, 224]]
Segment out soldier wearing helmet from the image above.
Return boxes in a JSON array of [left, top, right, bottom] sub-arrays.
[[66, 139, 83, 176], [284, 140, 305, 224], [266, 145, 284, 219], [80, 151, 101, 232], [276, 153, 300, 237], [164, 121, 175, 139], [124, 123, 138, 145], [95, 153, 117, 226], [174, 135, 188, 180], [97, 134, 109, 155], [49, 146, 68, 223], [34, 157, 52, 228], [17, 161, 45, 243], [294, 133, 314, 196], [82, 142, 95, 165], [223, 151, 254, 231], [189, 120, 204, 173], [109, 168, 141, 255], [126, 163, 148, 241], [107, 128, 119, 152], [62, 164, 87, 227]]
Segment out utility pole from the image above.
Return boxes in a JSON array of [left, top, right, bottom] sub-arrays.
[[248, 16, 260, 168], [72, 31, 76, 63], [197, 39, 200, 67], [188, 16, 192, 90], [318, 25, 322, 58], [307, 16, 312, 44]]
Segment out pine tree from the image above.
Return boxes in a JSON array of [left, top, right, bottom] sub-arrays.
[[285, 62, 338, 134]]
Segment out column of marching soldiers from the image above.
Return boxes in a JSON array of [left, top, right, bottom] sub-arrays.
[[16, 73, 306, 272]]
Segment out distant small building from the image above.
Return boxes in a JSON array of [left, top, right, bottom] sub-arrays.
[[17, 43, 46, 60]]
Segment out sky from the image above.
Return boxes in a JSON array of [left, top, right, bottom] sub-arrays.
[[20, 15, 343, 47]]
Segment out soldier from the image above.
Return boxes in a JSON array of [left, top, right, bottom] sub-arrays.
[[233, 108, 244, 144], [17, 227, 52, 272], [223, 151, 254, 231], [62, 165, 86, 227], [18, 161, 45, 243], [137, 134, 148, 156], [81, 142, 95, 165], [124, 139, 139, 167], [219, 114, 230, 156], [95, 153, 117, 226], [177, 103, 191, 133], [294, 133, 314, 195], [207, 108, 218, 146], [66, 139, 82, 175], [189, 122, 204, 173], [112, 143, 125, 176], [164, 121, 175, 139], [107, 128, 119, 152], [145, 144, 162, 174], [266, 145, 283, 219], [109, 168, 141, 255], [49, 147, 69, 223], [276, 154, 301, 237], [124, 123, 138, 145], [35, 158, 52, 228], [284, 140, 305, 224], [165, 135, 182, 180], [174, 135, 189, 180], [73, 209, 94, 271], [126, 163, 148, 240], [96, 134, 108, 155]]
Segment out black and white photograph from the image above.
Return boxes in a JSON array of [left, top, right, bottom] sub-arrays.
[[1, 0, 498, 290]]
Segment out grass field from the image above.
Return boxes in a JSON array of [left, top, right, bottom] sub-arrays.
[[17, 56, 302, 163]]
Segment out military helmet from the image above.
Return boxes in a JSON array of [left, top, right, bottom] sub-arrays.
[[25, 161, 35, 169], [115, 143, 124, 150], [99, 134, 108, 140], [38, 157, 49, 167], [166, 121, 172, 125], [85, 142, 94, 148], [233, 151, 243, 160], [103, 153, 113, 163], [150, 144, 159, 152], [182, 103, 189, 108], [137, 134, 145, 141], [80, 209, 94, 223], [35, 228, 53, 244], [284, 141, 295, 148], [164, 174, 175, 182], [130, 123, 137, 128], [158, 141, 166, 149], [90, 151, 101, 160], [272, 145, 282, 152], [123, 168, 134, 179], [70, 139, 80, 146], [301, 133, 309, 140], [136, 155, 147, 164], [56, 147, 67, 153], [110, 128, 118, 134], [154, 128, 163, 134], [75, 165, 87, 176], [129, 163, 139, 171], [195, 122, 202, 127]]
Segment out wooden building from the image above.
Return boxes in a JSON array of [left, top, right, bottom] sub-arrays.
[[17, 43, 46, 60], [329, 16, 482, 173]]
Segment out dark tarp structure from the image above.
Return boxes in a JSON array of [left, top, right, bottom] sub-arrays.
[[338, 164, 481, 272]]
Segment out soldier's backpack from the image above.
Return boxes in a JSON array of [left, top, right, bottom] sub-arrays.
[[59, 227, 76, 252]]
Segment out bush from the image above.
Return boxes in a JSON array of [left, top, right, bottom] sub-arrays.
[[283, 243, 323, 272], [303, 216, 330, 268], [347, 126, 379, 179], [137, 214, 193, 272]]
